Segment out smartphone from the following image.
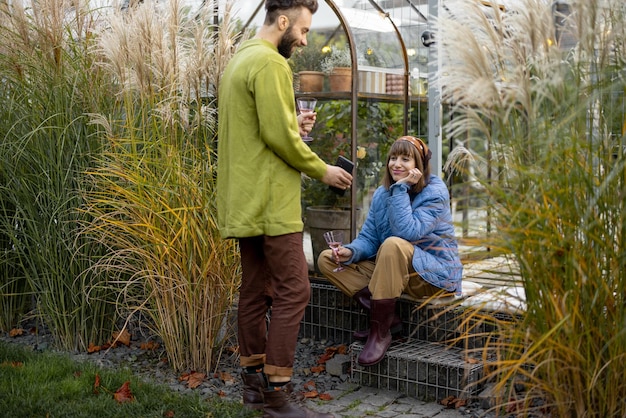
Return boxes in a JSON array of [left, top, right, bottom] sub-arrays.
[[329, 156, 355, 196]]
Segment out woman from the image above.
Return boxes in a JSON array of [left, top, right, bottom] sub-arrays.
[[318, 136, 462, 367]]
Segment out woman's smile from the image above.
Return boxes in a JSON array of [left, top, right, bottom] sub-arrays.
[[389, 154, 416, 182]]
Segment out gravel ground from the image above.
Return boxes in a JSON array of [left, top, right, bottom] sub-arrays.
[[0, 321, 351, 403], [1, 320, 502, 418]]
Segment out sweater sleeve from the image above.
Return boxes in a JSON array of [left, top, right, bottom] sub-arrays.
[[253, 57, 327, 180]]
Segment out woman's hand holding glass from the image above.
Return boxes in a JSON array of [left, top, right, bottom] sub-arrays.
[[332, 245, 352, 263], [323, 230, 355, 272]]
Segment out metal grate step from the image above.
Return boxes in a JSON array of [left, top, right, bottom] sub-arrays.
[[350, 340, 484, 401]]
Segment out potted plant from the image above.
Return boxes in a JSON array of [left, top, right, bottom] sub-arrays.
[[321, 46, 352, 92], [289, 41, 326, 92]]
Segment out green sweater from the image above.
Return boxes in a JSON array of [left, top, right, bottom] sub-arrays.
[[217, 39, 327, 238]]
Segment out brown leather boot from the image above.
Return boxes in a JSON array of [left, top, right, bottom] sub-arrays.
[[262, 382, 334, 418], [241, 371, 266, 410], [352, 287, 402, 341], [357, 298, 396, 367]]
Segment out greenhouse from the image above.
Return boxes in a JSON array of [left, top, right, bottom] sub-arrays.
[[1, 0, 626, 416]]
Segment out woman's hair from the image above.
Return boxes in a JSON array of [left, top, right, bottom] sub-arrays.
[[382, 136, 432, 194], [265, 0, 318, 24]]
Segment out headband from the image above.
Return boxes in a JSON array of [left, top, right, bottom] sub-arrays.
[[396, 136, 432, 167]]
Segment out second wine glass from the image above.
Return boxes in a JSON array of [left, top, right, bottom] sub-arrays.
[[297, 97, 317, 143], [323, 230, 344, 272]]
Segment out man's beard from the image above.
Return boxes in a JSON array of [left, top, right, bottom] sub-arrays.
[[278, 27, 297, 59]]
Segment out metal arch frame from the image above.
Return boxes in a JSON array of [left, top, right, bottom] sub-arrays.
[[427, 0, 442, 177]]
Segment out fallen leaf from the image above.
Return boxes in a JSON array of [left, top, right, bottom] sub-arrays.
[[303, 380, 317, 391], [87, 343, 101, 354], [112, 329, 131, 347], [336, 345, 348, 355], [9, 328, 24, 337], [113, 381, 134, 403], [186, 372, 206, 389], [465, 357, 480, 364], [140, 341, 160, 350], [440, 395, 467, 409], [317, 352, 333, 364], [93, 374, 101, 394], [319, 392, 333, 401], [74, 371, 82, 378], [310, 365, 325, 374], [440, 395, 455, 407], [218, 390, 227, 398], [455, 398, 468, 408], [163, 410, 175, 417], [303, 390, 319, 398], [317, 345, 342, 364], [218, 371, 234, 384], [0, 361, 23, 368]]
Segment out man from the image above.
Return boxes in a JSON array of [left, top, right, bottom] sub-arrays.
[[216, 0, 352, 416]]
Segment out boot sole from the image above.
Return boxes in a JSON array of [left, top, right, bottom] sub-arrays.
[[357, 340, 392, 367]]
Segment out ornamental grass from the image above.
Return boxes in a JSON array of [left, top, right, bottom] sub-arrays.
[[82, 0, 244, 373], [440, 0, 626, 416], [0, 0, 244, 374], [0, 0, 120, 349]]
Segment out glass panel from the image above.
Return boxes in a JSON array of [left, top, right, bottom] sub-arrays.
[[330, 1, 411, 231], [337, 1, 405, 72], [353, 98, 405, 231], [225, 0, 342, 34]]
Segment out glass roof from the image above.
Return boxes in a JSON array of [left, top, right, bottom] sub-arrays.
[[224, 0, 431, 79]]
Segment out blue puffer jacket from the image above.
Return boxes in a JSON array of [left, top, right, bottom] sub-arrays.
[[344, 175, 462, 295]]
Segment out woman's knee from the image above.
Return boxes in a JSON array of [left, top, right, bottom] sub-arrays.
[[379, 236, 409, 255], [317, 249, 336, 275]]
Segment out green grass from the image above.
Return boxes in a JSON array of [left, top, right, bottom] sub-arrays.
[[0, 341, 256, 418]]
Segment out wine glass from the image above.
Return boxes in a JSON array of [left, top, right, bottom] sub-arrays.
[[296, 97, 317, 143], [323, 230, 344, 272]]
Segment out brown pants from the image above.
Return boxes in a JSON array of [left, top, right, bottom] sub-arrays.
[[237, 233, 310, 378], [317, 236, 441, 300]]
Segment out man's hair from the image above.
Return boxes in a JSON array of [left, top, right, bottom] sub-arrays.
[[264, 0, 318, 24]]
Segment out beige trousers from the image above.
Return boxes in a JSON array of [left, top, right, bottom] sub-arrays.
[[317, 236, 441, 300]]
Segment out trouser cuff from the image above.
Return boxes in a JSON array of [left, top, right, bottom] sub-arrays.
[[240, 354, 266, 367], [263, 364, 293, 378]]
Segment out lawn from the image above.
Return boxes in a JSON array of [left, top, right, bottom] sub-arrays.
[[0, 340, 256, 418]]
